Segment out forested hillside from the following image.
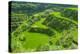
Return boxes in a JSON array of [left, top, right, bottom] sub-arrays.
[[9, 1, 78, 52]]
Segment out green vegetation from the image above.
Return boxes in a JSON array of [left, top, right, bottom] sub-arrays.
[[9, 1, 78, 53]]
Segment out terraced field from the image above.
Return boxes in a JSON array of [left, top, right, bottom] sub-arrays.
[[9, 1, 78, 52]]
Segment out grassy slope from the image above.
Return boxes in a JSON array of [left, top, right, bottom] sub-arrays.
[[11, 8, 78, 52]]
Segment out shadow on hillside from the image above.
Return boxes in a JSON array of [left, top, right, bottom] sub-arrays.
[[28, 27, 55, 36]]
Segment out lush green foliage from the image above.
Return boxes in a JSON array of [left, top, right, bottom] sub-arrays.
[[9, 1, 78, 52]]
